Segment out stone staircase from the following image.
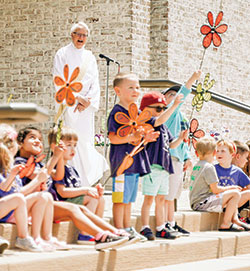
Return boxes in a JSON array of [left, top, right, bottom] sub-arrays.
[[0, 191, 250, 271]]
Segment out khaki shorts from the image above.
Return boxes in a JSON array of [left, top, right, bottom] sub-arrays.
[[192, 193, 223, 213]]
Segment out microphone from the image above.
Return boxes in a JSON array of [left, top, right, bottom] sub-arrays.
[[99, 54, 119, 65]]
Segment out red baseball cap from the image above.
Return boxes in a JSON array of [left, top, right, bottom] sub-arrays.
[[140, 91, 167, 111]]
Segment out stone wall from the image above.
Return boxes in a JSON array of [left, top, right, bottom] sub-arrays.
[[0, 0, 249, 154]]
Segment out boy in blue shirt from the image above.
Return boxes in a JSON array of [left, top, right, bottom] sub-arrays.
[[162, 71, 201, 235], [108, 72, 183, 240], [215, 139, 250, 229]]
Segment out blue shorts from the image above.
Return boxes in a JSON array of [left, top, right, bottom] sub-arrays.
[[112, 173, 139, 204], [0, 210, 14, 223], [142, 164, 169, 196]]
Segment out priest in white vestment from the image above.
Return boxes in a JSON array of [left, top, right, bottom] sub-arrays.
[[53, 22, 109, 186]]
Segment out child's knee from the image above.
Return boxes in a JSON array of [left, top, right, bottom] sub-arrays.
[[15, 193, 26, 205], [143, 195, 154, 205]]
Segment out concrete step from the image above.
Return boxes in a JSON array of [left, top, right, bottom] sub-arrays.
[[135, 253, 250, 271], [1, 231, 250, 271]]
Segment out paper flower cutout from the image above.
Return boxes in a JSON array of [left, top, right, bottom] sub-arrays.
[[200, 11, 228, 48], [54, 64, 82, 106], [188, 118, 205, 150], [116, 140, 145, 176], [192, 73, 215, 112], [19, 154, 46, 179], [115, 103, 153, 145]]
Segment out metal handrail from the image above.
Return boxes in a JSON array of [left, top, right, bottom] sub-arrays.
[[139, 79, 250, 115]]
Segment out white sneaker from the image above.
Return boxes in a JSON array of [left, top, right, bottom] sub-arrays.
[[15, 236, 43, 252], [34, 237, 55, 252], [0, 237, 9, 254], [46, 237, 71, 250], [95, 231, 129, 250], [126, 227, 147, 242]]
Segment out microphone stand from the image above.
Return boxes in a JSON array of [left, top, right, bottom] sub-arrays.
[[103, 58, 111, 158]]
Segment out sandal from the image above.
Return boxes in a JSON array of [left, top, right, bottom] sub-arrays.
[[219, 223, 244, 232]]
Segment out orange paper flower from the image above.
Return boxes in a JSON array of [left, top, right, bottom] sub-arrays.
[[54, 64, 83, 106], [115, 103, 153, 145]]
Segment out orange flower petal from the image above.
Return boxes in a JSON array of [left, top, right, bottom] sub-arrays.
[[212, 32, 222, 47], [64, 64, 69, 82], [207, 11, 214, 27], [128, 103, 138, 121], [65, 89, 76, 106], [216, 24, 228, 34], [117, 125, 133, 137], [190, 118, 199, 133], [215, 11, 223, 26], [54, 76, 66, 86], [200, 25, 211, 35], [55, 87, 67, 104], [69, 82, 83, 93], [69, 67, 80, 83], [203, 32, 212, 48], [115, 112, 131, 124], [137, 109, 152, 124]]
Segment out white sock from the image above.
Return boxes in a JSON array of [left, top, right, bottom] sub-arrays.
[[156, 224, 165, 232], [169, 221, 175, 227], [141, 225, 150, 231]]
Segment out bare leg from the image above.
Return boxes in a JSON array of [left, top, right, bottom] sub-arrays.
[[141, 196, 154, 226], [26, 192, 49, 239], [83, 196, 105, 218], [124, 203, 131, 229], [155, 195, 165, 227], [53, 201, 105, 236], [113, 203, 125, 229], [220, 190, 240, 228], [164, 200, 175, 222], [0, 194, 28, 238], [41, 193, 54, 240]]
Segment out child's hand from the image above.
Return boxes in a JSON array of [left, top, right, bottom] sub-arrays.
[[173, 94, 184, 107], [192, 70, 202, 81], [53, 140, 66, 158], [179, 130, 189, 141], [128, 127, 144, 143], [11, 164, 25, 176], [183, 159, 192, 172], [86, 187, 99, 199], [95, 183, 104, 197], [40, 182, 47, 191], [37, 168, 49, 185], [144, 129, 160, 143]]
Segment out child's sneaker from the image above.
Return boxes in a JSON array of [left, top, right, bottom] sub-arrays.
[[47, 237, 71, 250], [172, 222, 190, 236], [95, 231, 128, 250], [15, 236, 43, 252], [77, 234, 95, 245], [156, 228, 178, 239], [140, 227, 155, 241], [0, 237, 9, 254], [34, 237, 55, 252], [126, 227, 147, 242]]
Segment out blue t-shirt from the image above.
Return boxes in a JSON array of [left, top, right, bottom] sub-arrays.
[[215, 164, 250, 188], [14, 156, 58, 201], [53, 165, 81, 201], [146, 124, 175, 174], [108, 104, 154, 177], [164, 85, 191, 162]]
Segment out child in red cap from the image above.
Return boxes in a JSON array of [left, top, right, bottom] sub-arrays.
[[139, 91, 188, 240]]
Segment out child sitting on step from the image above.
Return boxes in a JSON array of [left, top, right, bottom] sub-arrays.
[[48, 126, 139, 245], [189, 137, 244, 231], [15, 126, 132, 250], [215, 139, 250, 229], [0, 123, 64, 252]]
